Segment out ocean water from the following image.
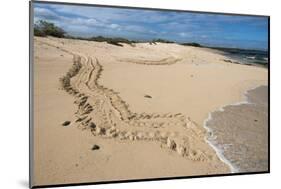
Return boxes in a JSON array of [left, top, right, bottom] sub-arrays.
[[213, 48, 268, 66], [204, 86, 268, 173]]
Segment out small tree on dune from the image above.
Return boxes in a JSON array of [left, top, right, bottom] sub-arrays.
[[34, 20, 66, 38]]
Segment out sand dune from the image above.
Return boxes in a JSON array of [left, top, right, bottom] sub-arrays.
[[33, 37, 268, 185]]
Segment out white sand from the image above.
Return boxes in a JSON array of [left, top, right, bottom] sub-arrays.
[[32, 36, 267, 186]]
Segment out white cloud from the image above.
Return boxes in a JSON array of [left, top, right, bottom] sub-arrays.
[[178, 32, 192, 37], [109, 24, 120, 29], [33, 3, 268, 49], [34, 7, 59, 20]]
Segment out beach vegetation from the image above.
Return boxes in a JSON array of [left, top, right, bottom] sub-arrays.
[[34, 20, 66, 38], [89, 36, 137, 47], [152, 38, 175, 43], [181, 42, 202, 47]]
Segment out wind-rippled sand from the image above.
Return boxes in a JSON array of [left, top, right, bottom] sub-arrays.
[[32, 37, 268, 186]]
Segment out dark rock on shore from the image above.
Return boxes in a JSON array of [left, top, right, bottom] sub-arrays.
[[62, 121, 71, 126]]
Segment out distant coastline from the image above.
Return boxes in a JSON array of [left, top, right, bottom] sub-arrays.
[[65, 35, 269, 67], [207, 47, 268, 66]]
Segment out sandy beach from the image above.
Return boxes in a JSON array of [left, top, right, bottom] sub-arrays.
[[32, 36, 268, 186]]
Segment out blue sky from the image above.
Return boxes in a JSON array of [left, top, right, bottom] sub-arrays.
[[34, 2, 268, 50]]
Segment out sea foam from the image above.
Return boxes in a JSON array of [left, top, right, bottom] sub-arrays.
[[202, 86, 259, 173]]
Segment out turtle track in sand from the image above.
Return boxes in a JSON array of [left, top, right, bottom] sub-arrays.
[[116, 56, 182, 65], [39, 39, 216, 162]]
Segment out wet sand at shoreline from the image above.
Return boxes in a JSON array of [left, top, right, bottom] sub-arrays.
[[205, 86, 268, 172]]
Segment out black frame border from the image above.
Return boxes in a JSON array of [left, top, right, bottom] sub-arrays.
[[29, 0, 270, 188]]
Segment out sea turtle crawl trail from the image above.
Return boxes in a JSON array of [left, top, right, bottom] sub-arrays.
[[37, 39, 224, 163]]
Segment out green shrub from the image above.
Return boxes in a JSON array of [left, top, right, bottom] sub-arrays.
[[107, 40, 123, 47], [34, 20, 66, 38], [90, 36, 134, 46], [181, 42, 202, 47], [152, 38, 174, 43], [34, 27, 46, 37]]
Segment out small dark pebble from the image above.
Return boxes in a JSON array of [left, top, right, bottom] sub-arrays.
[[254, 119, 258, 122], [90, 122, 96, 129], [92, 144, 100, 151], [75, 163, 79, 167], [144, 95, 152, 98], [224, 59, 232, 63], [62, 121, 71, 126]]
